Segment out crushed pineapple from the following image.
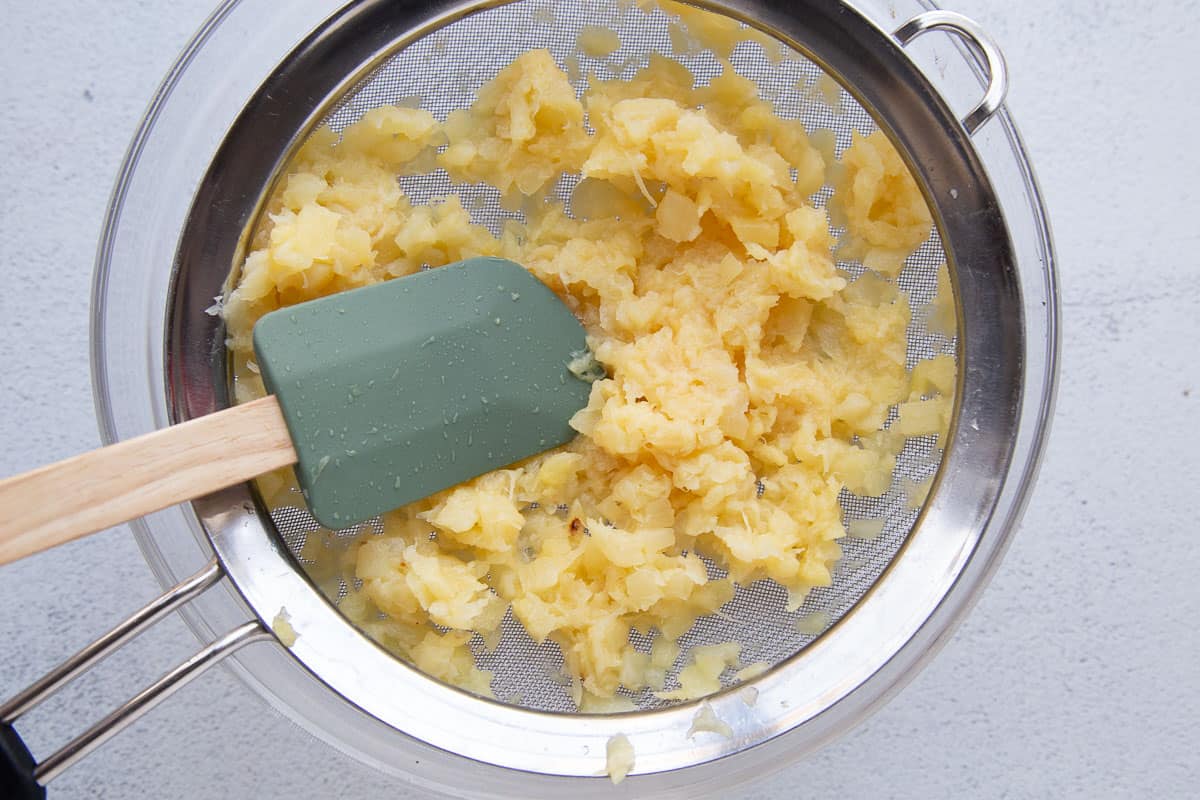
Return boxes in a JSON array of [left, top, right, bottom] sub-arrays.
[[688, 702, 733, 739], [606, 733, 635, 784], [927, 262, 957, 336], [656, 643, 742, 701], [223, 2, 944, 704], [271, 608, 298, 647], [795, 611, 832, 636], [734, 662, 769, 682], [846, 518, 886, 541], [578, 25, 621, 58], [832, 130, 933, 275]]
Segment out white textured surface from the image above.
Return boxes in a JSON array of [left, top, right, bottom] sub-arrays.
[[1, 1, 1197, 797]]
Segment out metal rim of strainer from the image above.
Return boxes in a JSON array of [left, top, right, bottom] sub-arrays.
[[72, 0, 1054, 793], [156, 0, 1025, 780]]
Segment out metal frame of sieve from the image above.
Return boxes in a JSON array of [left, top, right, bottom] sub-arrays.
[[3, 0, 1047, 795]]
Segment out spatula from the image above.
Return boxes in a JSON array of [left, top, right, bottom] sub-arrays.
[[0, 257, 595, 566]]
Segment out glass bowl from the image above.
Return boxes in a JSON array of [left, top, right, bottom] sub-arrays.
[[90, 0, 1058, 796]]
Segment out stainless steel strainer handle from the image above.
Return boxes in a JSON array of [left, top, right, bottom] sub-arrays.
[[0, 559, 270, 796], [894, 10, 1009, 134]]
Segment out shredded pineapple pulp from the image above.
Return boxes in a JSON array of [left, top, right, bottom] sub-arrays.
[[224, 27, 949, 704]]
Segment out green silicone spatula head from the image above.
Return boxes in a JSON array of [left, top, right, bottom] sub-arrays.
[[252, 257, 596, 529]]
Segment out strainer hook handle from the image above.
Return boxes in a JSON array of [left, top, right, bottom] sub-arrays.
[[894, 10, 1009, 135], [0, 558, 272, 791]]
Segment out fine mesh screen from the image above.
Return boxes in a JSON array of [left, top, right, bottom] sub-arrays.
[[265, 0, 956, 713]]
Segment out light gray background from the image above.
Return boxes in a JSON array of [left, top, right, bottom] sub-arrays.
[[1, 1, 1196, 797]]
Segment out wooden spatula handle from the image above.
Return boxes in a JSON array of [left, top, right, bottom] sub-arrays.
[[0, 396, 297, 566]]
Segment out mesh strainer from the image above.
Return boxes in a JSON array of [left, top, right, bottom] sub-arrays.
[[3, 0, 1057, 797]]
